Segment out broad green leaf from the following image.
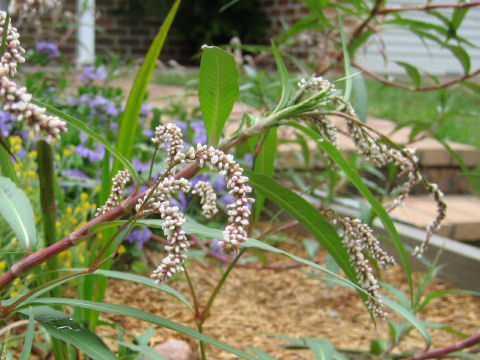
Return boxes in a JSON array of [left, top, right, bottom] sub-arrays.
[[254, 128, 277, 223], [381, 296, 431, 348], [65, 268, 192, 311], [0, 134, 17, 183], [21, 306, 117, 360], [199, 46, 239, 145], [305, 338, 335, 360], [446, 45, 470, 74], [271, 41, 291, 112], [244, 171, 369, 303], [112, 0, 181, 175], [315, 140, 413, 302], [395, 61, 422, 88], [23, 298, 256, 360], [462, 81, 480, 94], [19, 311, 34, 360], [0, 176, 36, 251], [32, 99, 140, 185]]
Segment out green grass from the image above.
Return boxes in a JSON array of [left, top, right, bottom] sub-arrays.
[[365, 79, 480, 147]]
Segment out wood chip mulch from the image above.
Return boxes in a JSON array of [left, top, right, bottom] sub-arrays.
[[97, 233, 480, 360]]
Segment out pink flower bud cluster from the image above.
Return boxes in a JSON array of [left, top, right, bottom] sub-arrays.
[[151, 201, 189, 283], [330, 214, 395, 318], [192, 181, 218, 218], [152, 123, 185, 165], [1, 76, 67, 140], [0, 12, 25, 78], [135, 177, 191, 214], [96, 170, 130, 216], [185, 144, 255, 253]]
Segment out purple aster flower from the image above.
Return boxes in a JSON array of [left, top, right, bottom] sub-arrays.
[[213, 176, 226, 191], [75, 143, 105, 162], [125, 226, 152, 249], [104, 102, 119, 117], [139, 104, 152, 120], [79, 131, 88, 143], [61, 169, 89, 180], [191, 120, 207, 145], [0, 110, 13, 137], [175, 120, 188, 134], [79, 66, 108, 82], [132, 158, 150, 173], [36, 41, 60, 58], [143, 128, 154, 138], [190, 174, 210, 187], [67, 96, 78, 106], [242, 153, 253, 167]]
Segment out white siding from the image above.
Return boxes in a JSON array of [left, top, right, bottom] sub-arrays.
[[355, 0, 480, 75]]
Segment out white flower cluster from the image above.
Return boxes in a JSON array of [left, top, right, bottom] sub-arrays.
[[0, 11, 66, 141], [135, 177, 191, 214], [1, 76, 67, 140], [151, 201, 189, 283], [332, 215, 394, 318], [298, 76, 333, 91], [192, 181, 218, 218], [0, 12, 25, 78], [185, 144, 255, 253], [9, 0, 62, 16], [152, 123, 185, 165], [95, 170, 130, 216], [413, 182, 446, 257]]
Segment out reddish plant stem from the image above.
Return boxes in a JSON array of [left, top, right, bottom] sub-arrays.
[[353, 61, 480, 91], [402, 331, 480, 360], [379, 1, 480, 15]]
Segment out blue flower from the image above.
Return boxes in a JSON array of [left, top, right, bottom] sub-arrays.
[[0, 110, 13, 137], [61, 169, 88, 180], [219, 194, 234, 206], [75, 143, 105, 162], [191, 120, 207, 145], [169, 192, 187, 212], [213, 176, 226, 191], [79, 66, 107, 82], [36, 41, 60, 58], [125, 227, 152, 249]]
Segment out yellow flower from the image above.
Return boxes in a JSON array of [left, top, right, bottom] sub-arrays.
[[66, 207, 73, 216], [28, 150, 37, 159], [0, 261, 6, 271], [118, 246, 126, 254], [80, 192, 89, 202], [10, 291, 20, 297]]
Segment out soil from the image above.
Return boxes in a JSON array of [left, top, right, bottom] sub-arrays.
[[95, 229, 480, 360]]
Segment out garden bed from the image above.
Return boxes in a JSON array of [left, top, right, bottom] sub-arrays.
[[97, 229, 480, 359]]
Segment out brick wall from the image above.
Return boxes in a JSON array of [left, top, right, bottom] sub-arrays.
[[15, 0, 310, 63]]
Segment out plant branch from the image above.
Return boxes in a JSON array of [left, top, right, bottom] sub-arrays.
[[379, 1, 480, 15], [402, 331, 480, 360], [352, 61, 480, 91]]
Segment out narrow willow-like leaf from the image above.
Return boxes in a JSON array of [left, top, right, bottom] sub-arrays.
[[244, 171, 370, 304], [315, 140, 413, 302], [247, 346, 276, 360], [0, 134, 17, 182], [199, 46, 239, 145], [351, 72, 368, 123], [446, 44, 471, 74], [32, 99, 140, 185], [304, 338, 335, 360], [19, 311, 35, 360], [254, 128, 277, 223], [112, 0, 181, 175], [271, 41, 291, 112], [21, 306, 117, 360], [339, 21, 352, 102], [381, 296, 431, 348], [97, 218, 368, 296], [419, 289, 480, 312], [23, 299, 257, 360], [395, 61, 422, 88], [0, 176, 36, 251], [65, 268, 192, 311]]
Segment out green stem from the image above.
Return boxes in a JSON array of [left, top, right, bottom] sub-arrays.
[[148, 147, 158, 180], [36, 140, 69, 359], [197, 321, 207, 360], [200, 248, 246, 321]]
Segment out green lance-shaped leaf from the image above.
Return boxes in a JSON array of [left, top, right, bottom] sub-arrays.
[[23, 298, 257, 360], [199, 45, 239, 145], [271, 41, 291, 112], [395, 61, 422, 88], [244, 171, 369, 304], [446, 44, 471, 74], [111, 0, 181, 175], [20, 306, 117, 360], [254, 128, 277, 223], [0, 176, 36, 251], [19, 311, 35, 360]]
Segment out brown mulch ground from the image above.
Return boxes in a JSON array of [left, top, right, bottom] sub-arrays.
[[97, 231, 480, 360]]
